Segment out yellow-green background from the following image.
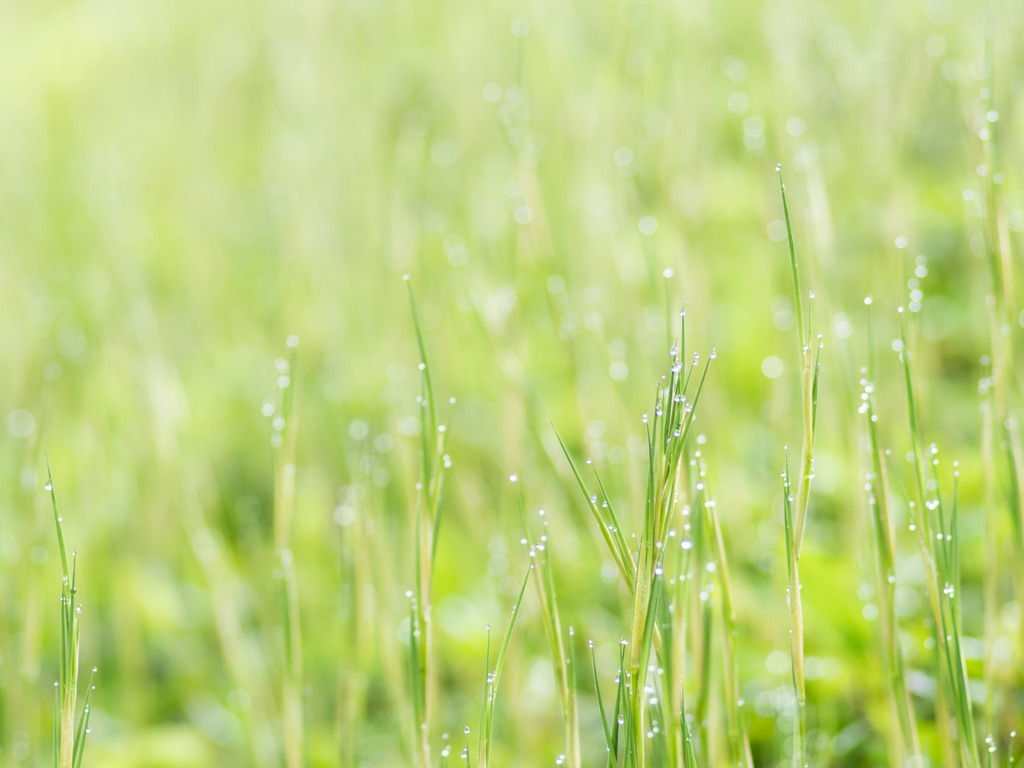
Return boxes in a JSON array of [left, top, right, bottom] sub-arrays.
[[1, 0, 1021, 765]]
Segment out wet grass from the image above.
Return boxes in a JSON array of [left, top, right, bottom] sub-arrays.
[[4, 2, 1024, 767]]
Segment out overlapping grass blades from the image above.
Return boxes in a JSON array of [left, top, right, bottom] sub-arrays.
[[405, 277, 451, 768], [476, 567, 531, 768], [776, 165, 823, 768], [898, 316, 980, 768], [975, 48, 1024, 745], [516, 481, 581, 768], [703, 482, 753, 768], [47, 462, 93, 768], [859, 325, 921, 766]]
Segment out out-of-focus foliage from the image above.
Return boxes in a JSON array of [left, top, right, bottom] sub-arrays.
[[1, 0, 1022, 765]]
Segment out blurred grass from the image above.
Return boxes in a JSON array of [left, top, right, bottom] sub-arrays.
[[1, 0, 1023, 765]]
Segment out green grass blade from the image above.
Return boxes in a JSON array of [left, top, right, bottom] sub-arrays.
[[72, 669, 95, 768], [553, 425, 634, 589]]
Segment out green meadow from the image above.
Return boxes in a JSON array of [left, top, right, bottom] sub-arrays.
[[1, 0, 1022, 766]]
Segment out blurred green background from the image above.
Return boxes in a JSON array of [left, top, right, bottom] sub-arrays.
[[1, 0, 1022, 765]]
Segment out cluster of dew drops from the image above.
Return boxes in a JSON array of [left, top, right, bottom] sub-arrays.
[[403, 589, 424, 643], [641, 338, 710, 434], [508, 473, 550, 557], [857, 364, 878, 421], [260, 334, 299, 447], [414, 392, 455, 475], [53, 668, 98, 736], [894, 237, 928, 314], [986, 731, 1018, 761], [432, 726, 473, 761]]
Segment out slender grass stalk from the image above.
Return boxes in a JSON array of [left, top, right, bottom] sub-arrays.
[[591, 645, 609, 760], [590, 638, 627, 768], [405, 277, 451, 768], [477, 567, 531, 768], [898, 316, 980, 767], [982, 398, 998, 744], [781, 455, 806, 768], [272, 337, 304, 768], [860, 335, 921, 765], [595, 640, 630, 767], [702, 481, 754, 768], [777, 166, 818, 559], [516, 480, 580, 768], [687, 470, 711, 764], [693, 591, 712, 765], [553, 431, 635, 591], [679, 695, 699, 768], [937, 463, 979, 768], [665, 489, 691, 768], [776, 165, 822, 768], [46, 462, 94, 768], [896, 317, 957, 768], [897, 319, 941, 611]]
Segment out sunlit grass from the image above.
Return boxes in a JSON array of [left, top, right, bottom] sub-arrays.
[[3, 1, 1024, 767]]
